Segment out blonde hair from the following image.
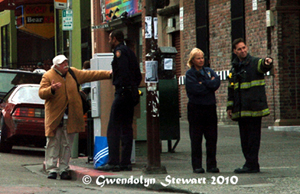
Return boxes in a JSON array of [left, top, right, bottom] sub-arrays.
[[187, 48, 204, 68]]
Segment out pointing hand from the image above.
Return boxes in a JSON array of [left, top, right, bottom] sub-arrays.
[[51, 80, 62, 92], [265, 58, 273, 65]]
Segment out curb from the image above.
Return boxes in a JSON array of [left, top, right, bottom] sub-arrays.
[[268, 126, 300, 132]]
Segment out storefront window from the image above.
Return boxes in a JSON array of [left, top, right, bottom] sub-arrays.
[[81, 27, 91, 64], [1, 25, 10, 68]]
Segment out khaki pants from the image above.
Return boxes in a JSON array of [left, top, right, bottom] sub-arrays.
[[45, 120, 75, 174]]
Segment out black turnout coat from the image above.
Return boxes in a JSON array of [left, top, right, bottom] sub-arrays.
[[227, 54, 273, 121]]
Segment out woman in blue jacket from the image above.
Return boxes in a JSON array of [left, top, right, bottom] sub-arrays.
[[185, 48, 221, 173]]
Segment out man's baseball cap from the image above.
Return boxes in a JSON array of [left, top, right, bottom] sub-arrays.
[[52, 55, 68, 66]]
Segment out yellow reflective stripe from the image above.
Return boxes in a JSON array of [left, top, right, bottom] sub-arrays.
[[233, 79, 265, 89], [227, 101, 233, 107], [257, 59, 264, 73], [234, 83, 239, 89], [232, 108, 270, 119]]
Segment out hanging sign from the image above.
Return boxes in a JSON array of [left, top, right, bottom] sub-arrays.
[[145, 61, 158, 83], [54, 0, 67, 9], [104, 0, 142, 22], [62, 9, 73, 31], [145, 16, 152, 39]]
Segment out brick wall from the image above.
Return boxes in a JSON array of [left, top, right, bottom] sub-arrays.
[[209, 0, 232, 124], [269, 0, 280, 125], [244, 0, 275, 127], [179, 0, 286, 127], [278, 11, 300, 120], [92, 0, 300, 128], [179, 0, 197, 120]]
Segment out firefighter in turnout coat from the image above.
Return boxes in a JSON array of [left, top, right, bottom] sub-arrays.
[[227, 38, 273, 173]]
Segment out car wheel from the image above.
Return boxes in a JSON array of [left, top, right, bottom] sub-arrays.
[[0, 117, 13, 153]]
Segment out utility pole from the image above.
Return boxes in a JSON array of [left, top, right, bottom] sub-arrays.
[[66, 0, 78, 158], [143, 0, 167, 174], [67, 0, 72, 67]]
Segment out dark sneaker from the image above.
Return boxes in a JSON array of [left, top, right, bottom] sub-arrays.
[[193, 168, 205, 173], [97, 164, 120, 172], [234, 166, 260, 173], [47, 172, 57, 179], [60, 171, 72, 180], [120, 165, 132, 171], [207, 167, 220, 173]]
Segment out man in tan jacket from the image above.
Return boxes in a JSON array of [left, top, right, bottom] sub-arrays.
[[39, 54, 111, 180]]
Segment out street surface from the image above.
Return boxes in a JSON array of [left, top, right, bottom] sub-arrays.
[[0, 122, 300, 194], [0, 147, 173, 194]]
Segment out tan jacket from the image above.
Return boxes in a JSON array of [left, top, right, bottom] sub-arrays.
[[39, 67, 111, 137]]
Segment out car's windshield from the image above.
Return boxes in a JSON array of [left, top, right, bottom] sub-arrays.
[[0, 70, 42, 100], [11, 85, 44, 104], [0, 73, 17, 93]]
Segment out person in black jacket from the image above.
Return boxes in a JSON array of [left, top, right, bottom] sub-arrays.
[[97, 30, 142, 172], [227, 38, 273, 173], [185, 48, 221, 173]]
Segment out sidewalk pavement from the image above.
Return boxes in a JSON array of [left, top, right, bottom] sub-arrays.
[[31, 120, 300, 194]]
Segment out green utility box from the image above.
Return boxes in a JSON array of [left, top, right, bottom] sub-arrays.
[[136, 87, 147, 141], [136, 82, 180, 153], [159, 78, 180, 152], [136, 46, 180, 153]]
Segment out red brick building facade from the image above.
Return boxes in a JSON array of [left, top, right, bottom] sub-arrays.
[[93, 0, 300, 128], [178, 0, 300, 127]]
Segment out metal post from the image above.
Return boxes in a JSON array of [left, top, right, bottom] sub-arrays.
[[68, 0, 72, 67], [67, 0, 78, 158], [87, 110, 94, 162], [143, 0, 167, 174]]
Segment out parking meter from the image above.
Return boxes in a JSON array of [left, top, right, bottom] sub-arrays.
[[157, 47, 177, 79], [156, 47, 180, 152]]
